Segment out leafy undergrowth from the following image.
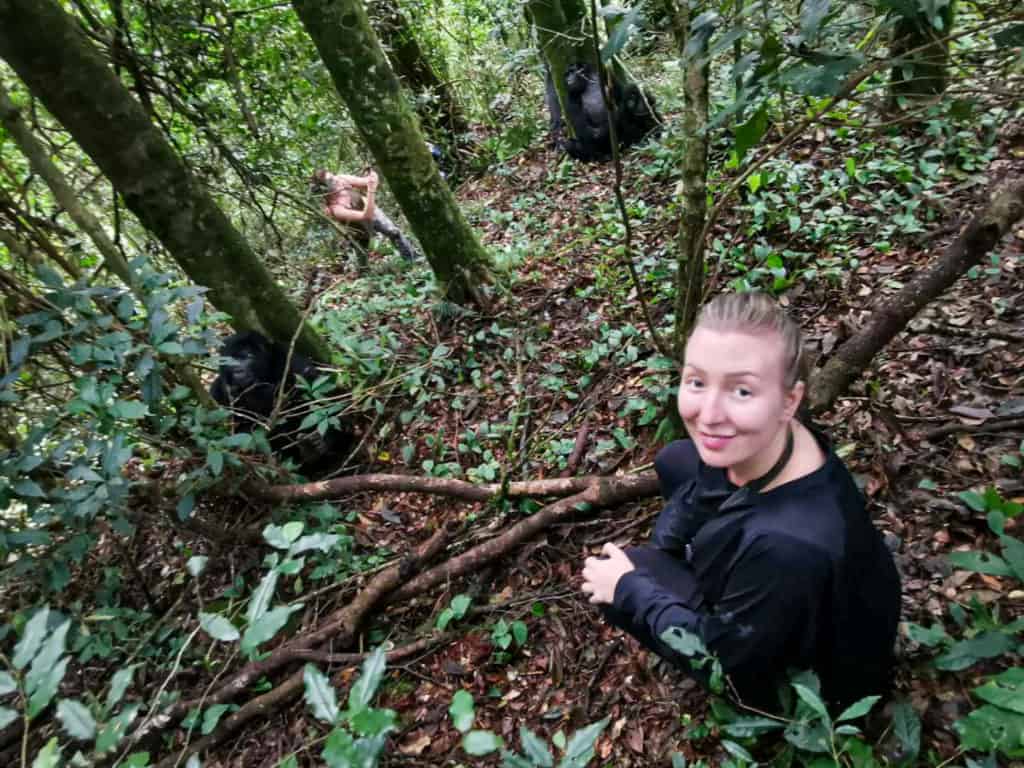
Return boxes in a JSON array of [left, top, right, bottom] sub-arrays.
[[230, 110, 1023, 765], [5, 108, 1021, 767]]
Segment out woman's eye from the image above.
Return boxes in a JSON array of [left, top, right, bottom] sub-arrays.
[[735, 386, 753, 398], [685, 378, 704, 390]]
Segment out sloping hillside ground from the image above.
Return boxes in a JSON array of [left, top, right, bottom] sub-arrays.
[[241, 111, 1022, 765]]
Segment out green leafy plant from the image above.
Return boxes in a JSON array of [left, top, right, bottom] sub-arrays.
[[301, 646, 396, 768], [450, 689, 609, 767], [436, 594, 472, 631], [1, 606, 148, 763]]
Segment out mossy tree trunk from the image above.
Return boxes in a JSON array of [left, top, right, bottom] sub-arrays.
[[0, 0, 331, 363], [292, 0, 493, 306], [888, 3, 955, 107], [668, 0, 709, 360], [368, 0, 468, 138], [526, 0, 597, 131]]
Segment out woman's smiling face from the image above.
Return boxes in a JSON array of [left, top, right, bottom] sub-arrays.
[[678, 327, 802, 472]]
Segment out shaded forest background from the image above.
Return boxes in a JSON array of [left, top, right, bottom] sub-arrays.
[[0, 0, 1023, 766]]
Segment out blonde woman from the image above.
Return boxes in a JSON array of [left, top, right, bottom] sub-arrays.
[[582, 292, 901, 710]]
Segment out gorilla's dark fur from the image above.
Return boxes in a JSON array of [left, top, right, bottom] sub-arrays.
[[545, 62, 661, 161], [210, 331, 352, 475]]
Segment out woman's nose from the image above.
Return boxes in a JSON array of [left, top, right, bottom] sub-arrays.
[[699, 390, 726, 425]]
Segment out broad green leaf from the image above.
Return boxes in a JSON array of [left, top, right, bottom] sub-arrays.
[[999, 534, 1024, 581], [792, 682, 830, 721], [107, 664, 140, 709], [199, 612, 240, 643], [247, 571, 280, 625], [892, 696, 925, 765], [784, 720, 831, 753], [13, 607, 50, 669], [449, 690, 475, 733], [659, 626, 710, 658], [111, 400, 148, 420], [30, 737, 61, 768], [0, 671, 16, 696], [973, 678, 1024, 714], [436, 608, 455, 631], [451, 594, 472, 618], [600, 6, 642, 62], [27, 619, 69, 693], [186, 556, 208, 577], [955, 704, 1024, 758], [560, 717, 608, 767], [463, 729, 503, 756], [947, 550, 1011, 577], [56, 699, 96, 740], [289, 534, 340, 556], [303, 665, 340, 725], [905, 622, 949, 647], [735, 105, 768, 163], [959, 490, 988, 512], [348, 646, 387, 713], [94, 702, 140, 754], [721, 739, 755, 763], [241, 604, 302, 654], [838, 695, 881, 722], [28, 657, 69, 719], [13, 479, 47, 498], [322, 727, 355, 767], [721, 716, 785, 738], [201, 704, 233, 735], [935, 631, 1014, 671], [519, 726, 554, 767], [348, 707, 397, 737], [511, 621, 528, 647]]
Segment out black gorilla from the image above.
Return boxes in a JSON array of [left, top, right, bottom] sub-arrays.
[[544, 62, 661, 161], [210, 331, 352, 476]]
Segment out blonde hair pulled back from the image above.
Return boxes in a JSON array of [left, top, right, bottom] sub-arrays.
[[694, 292, 806, 389]]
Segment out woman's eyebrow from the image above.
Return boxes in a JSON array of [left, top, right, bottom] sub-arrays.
[[682, 365, 762, 379]]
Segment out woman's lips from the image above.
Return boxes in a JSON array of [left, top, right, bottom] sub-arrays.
[[699, 432, 734, 451]]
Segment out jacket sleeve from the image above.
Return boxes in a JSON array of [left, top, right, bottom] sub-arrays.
[[649, 440, 701, 557], [612, 533, 828, 696]]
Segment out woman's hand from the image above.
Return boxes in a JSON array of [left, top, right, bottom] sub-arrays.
[[581, 543, 634, 605], [366, 170, 379, 191]]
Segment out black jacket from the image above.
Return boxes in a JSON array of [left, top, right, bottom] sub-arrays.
[[611, 435, 901, 709]]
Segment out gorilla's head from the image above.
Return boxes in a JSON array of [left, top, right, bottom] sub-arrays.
[[218, 331, 273, 395], [565, 63, 595, 96]]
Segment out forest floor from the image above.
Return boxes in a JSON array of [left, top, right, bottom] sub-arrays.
[[235, 118, 1021, 765]]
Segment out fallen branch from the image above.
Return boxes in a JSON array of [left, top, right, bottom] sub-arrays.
[[387, 472, 659, 603], [134, 524, 452, 761], [922, 416, 1024, 441], [808, 179, 1024, 413], [256, 472, 602, 504]]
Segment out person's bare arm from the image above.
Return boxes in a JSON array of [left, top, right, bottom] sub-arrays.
[[361, 172, 378, 220], [325, 201, 371, 223], [330, 171, 376, 189]]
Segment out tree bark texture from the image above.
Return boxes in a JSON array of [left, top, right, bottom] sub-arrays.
[[0, 0, 331, 363], [527, 0, 597, 135], [669, 0, 709, 360], [808, 179, 1024, 413], [292, 0, 493, 305], [368, 0, 468, 136]]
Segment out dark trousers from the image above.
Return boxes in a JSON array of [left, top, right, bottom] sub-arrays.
[[599, 545, 705, 663]]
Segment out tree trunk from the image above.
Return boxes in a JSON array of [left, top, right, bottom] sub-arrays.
[[888, 5, 955, 107], [0, 0, 331, 363], [368, 0, 468, 137], [292, 0, 493, 306], [808, 180, 1024, 413], [527, 0, 597, 134], [669, 0, 708, 359]]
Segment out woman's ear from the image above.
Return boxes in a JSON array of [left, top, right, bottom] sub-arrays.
[[782, 380, 805, 421]]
